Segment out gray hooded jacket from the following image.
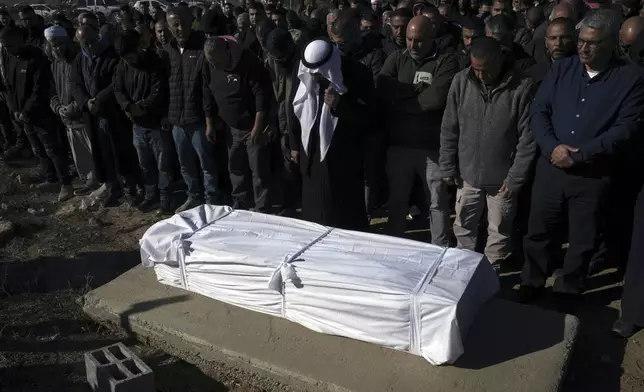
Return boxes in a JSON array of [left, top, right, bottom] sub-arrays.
[[439, 65, 536, 192], [50, 49, 84, 129]]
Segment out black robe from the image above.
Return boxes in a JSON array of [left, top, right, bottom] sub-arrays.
[[290, 56, 374, 231], [622, 178, 644, 326]]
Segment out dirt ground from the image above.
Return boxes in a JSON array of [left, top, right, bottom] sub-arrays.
[[0, 158, 643, 392]]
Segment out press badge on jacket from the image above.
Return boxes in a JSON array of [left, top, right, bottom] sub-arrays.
[[413, 71, 432, 85]]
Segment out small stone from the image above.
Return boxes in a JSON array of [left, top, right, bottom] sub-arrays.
[[26, 207, 44, 216], [55, 203, 77, 217], [88, 217, 105, 227], [0, 203, 7, 210], [0, 219, 16, 245]]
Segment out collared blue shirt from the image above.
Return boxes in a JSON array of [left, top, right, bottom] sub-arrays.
[[530, 55, 644, 163]]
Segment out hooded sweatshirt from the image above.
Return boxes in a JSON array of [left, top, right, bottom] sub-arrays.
[[202, 37, 273, 131], [377, 45, 459, 150], [439, 61, 536, 192], [113, 51, 169, 128]]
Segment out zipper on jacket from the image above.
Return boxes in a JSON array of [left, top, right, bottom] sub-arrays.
[[477, 90, 489, 187], [178, 50, 185, 125]]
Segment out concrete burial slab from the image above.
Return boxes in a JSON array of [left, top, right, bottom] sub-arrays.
[[84, 266, 579, 392]]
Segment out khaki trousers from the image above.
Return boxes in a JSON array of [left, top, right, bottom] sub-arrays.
[[454, 181, 518, 263]]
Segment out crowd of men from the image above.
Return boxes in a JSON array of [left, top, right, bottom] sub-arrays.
[[0, 0, 643, 337]]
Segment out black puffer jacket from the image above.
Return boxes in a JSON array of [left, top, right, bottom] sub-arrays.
[[164, 31, 207, 126], [113, 51, 169, 128]]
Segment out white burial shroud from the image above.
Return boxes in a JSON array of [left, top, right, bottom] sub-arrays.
[[139, 205, 499, 365]]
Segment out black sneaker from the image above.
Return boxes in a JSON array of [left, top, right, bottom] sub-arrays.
[[277, 208, 298, 218], [175, 197, 202, 213], [515, 285, 545, 304], [101, 191, 123, 208], [552, 277, 582, 296], [157, 199, 174, 216], [138, 198, 159, 213], [125, 192, 144, 207], [612, 319, 642, 338], [2, 146, 22, 161]]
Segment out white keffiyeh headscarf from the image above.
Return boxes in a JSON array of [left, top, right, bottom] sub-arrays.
[[292, 39, 346, 162], [44, 26, 68, 41]]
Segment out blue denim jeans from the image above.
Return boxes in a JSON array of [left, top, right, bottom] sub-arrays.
[[172, 123, 222, 203], [133, 125, 173, 201]]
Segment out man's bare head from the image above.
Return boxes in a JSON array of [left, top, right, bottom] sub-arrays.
[[76, 25, 101, 56], [620, 16, 644, 49], [550, 3, 576, 23], [545, 17, 576, 60], [75, 25, 97, 42], [166, 6, 193, 45], [407, 14, 434, 37], [406, 15, 436, 59]]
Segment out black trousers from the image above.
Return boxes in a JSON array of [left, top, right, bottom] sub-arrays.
[[274, 134, 300, 210], [226, 127, 271, 212], [521, 158, 611, 290], [0, 101, 14, 149], [90, 117, 140, 193], [621, 179, 644, 326], [23, 122, 71, 185]]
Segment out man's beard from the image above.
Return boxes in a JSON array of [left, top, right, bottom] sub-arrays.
[[394, 36, 405, 47]]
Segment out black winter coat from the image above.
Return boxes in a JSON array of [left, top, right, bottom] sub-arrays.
[[505, 42, 536, 71], [0, 46, 52, 123], [355, 33, 385, 83], [113, 51, 169, 128], [525, 40, 550, 84], [70, 46, 121, 117], [164, 31, 207, 126], [70, 45, 138, 183]]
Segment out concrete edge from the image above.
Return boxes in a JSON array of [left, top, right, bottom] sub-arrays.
[[83, 292, 351, 392], [557, 313, 581, 392]]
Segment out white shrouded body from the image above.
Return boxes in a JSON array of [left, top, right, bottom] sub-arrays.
[[139, 205, 499, 365]]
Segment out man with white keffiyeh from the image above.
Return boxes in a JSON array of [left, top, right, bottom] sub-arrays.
[[289, 35, 375, 231], [46, 25, 97, 198]]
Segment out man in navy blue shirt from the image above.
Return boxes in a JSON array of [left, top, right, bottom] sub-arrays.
[[519, 9, 644, 301]]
